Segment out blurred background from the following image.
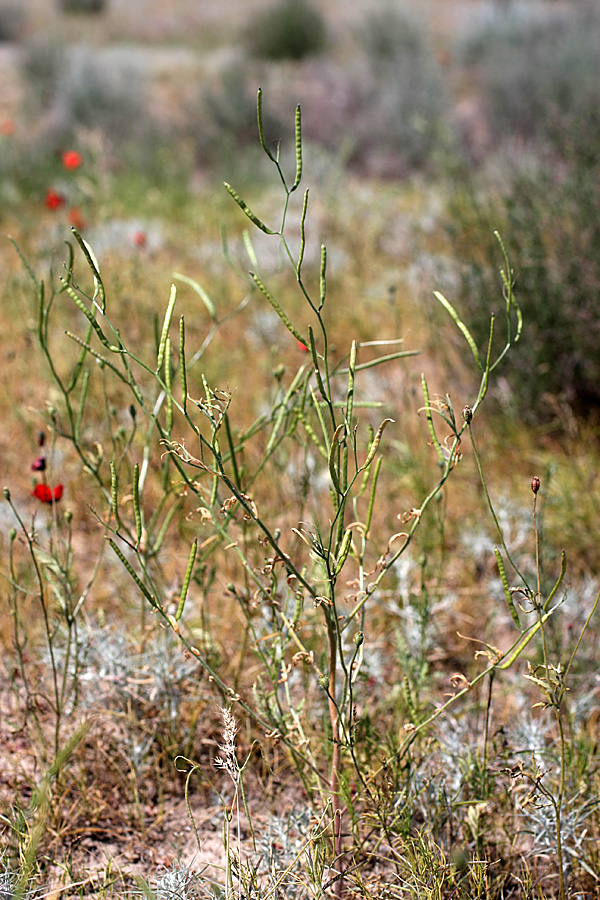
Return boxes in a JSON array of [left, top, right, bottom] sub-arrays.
[[1, 0, 599, 431]]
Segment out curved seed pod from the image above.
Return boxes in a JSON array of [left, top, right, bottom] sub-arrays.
[[297, 189, 309, 277], [108, 539, 156, 607], [256, 87, 275, 161], [363, 418, 394, 471], [494, 547, 521, 628], [176, 538, 197, 621], [250, 272, 307, 346], [334, 528, 353, 575], [421, 374, 444, 464], [71, 227, 105, 311], [224, 183, 276, 235], [61, 279, 117, 350], [157, 284, 176, 373], [328, 423, 346, 494], [544, 550, 566, 611]]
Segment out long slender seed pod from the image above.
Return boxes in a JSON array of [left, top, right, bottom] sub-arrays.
[[494, 547, 521, 628], [328, 424, 345, 494], [224, 183, 276, 234], [251, 272, 307, 345], [297, 189, 309, 278], [334, 529, 353, 575], [308, 326, 328, 404], [179, 315, 187, 415], [421, 374, 445, 464], [61, 280, 117, 350], [176, 539, 197, 621], [362, 419, 394, 471], [319, 245, 327, 310], [108, 539, 156, 607], [71, 227, 106, 311], [256, 87, 275, 161], [365, 457, 382, 535], [157, 284, 176, 373], [65, 332, 128, 384], [110, 460, 121, 529], [133, 463, 143, 547], [545, 550, 567, 611], [291, 104, 302, 192], [346, 341, 356, 426], [74, 369, 89, 443], [165, 336, 173, 434]]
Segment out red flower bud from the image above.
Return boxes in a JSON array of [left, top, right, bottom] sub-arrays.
[[31, 456, 46, 472], [531, 476, 541, 494]]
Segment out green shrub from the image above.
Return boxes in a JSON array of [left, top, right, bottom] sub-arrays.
[[0, 4, 24, 40], [195, 61, 283, 172], [353, 6, 453, 173], [445, 155, 600, 425], [245, 0, 327, 61], [59, 0, 106, 12]]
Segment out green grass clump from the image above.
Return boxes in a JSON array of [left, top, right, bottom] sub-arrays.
[[245, 0, 327, 61]]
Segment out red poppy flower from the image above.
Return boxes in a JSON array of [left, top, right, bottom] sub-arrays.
[[31, 456, 46, 472], [62, 150, 83, 170], [45, 189, 65, 210], [31, 483, 63, 503], [132, 230, 147, 247], [68, 207, 85, 230], [1, 119, 15, 136], [296, 339, 309, 352]]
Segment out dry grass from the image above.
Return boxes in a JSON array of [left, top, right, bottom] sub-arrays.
[[1, 3, 599, 899]]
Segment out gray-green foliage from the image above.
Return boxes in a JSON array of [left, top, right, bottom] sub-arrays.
[[445, 156, 600, 424], [245, 0, 327, 61], [355, 6, 451, 172], [460, 1, 600, 147]]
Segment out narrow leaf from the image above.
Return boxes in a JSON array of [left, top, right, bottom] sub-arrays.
[[250, 272, 307, 346], [173, 273, 216, 321]]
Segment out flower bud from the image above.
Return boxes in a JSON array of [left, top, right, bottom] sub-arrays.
[[462, 405, 473, 424], [354, 631, 364, 647], [531, 476, 541, 494], [3, 487, 10, 501]]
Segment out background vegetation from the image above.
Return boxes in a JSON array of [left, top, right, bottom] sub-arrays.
[[1, 1, 599, 898]]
